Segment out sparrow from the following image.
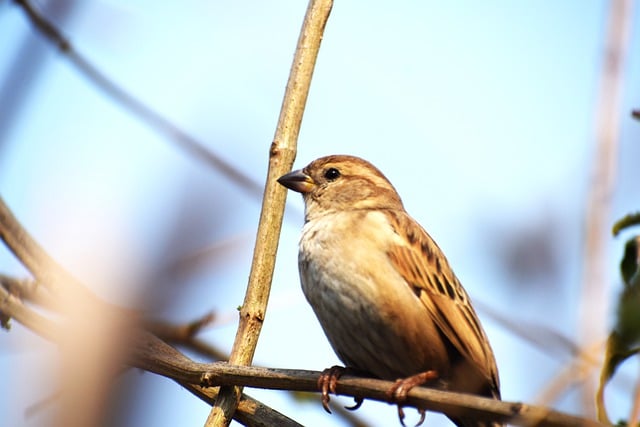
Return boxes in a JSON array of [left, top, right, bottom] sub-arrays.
[[278, 155, 501, 427]]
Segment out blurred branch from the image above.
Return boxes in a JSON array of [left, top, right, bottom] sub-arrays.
[[535, 341, 603, 406], [578, 0, 632, 415], [205, 0, 333, 425], [0, 274, 58, 312], [0, 196, 103, 305], [0, 0, 77, 154], [0, 196, 297, 426], [0, 284, 299, 426], [0, 275, 58, 339], [13, 0, 263, 199], [476, 299, 581, 360]]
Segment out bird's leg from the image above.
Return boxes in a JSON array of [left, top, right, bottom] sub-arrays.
[[317, 365, 364, 413], [386, 370, 438, 427]]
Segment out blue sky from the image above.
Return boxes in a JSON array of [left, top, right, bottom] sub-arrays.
[[1, 1, 639, 426]]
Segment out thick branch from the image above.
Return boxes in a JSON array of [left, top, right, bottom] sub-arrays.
[[126, 330, 602, 427]]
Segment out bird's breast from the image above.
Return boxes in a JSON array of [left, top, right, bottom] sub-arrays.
[[297, 211, 450, 379]]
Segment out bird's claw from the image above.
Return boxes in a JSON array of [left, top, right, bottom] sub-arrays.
[[386, 370, 438, 427], [344, 396, 363, 411], [318, 365, 345, 413]]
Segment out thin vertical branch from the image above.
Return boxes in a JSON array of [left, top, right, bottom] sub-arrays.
[[204, 1, 333, 426], [578, 0, 633, 415]]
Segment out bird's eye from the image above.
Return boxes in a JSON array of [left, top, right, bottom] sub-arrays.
[[323, 167, 341, 181]]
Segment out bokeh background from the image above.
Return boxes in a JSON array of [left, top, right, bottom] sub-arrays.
[[1, 1, 639, 426]]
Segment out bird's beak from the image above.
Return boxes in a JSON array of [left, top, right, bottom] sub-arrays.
[[277, 169, 315, 193]]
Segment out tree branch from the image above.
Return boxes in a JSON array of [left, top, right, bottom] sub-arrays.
[[205, 0, 334, 425], [127, 330, 602, 427]]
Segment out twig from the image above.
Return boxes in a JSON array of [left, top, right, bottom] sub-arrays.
[[578, 0, 632, 414], [204, 1, 333, 425], [145, 314, 228, 361], [0, 276, 58, 340], [13, 0, 263, 199]]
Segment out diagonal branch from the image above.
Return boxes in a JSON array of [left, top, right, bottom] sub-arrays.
[[13, 0, 263, 198], [0, 278, 301, 427], [0, 196, 101, 304]]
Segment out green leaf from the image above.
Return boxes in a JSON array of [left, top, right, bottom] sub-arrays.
[[597, 235, 640, 424], [612, 213, 640, 236]]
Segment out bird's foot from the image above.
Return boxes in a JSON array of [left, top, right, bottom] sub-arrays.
[[386, 370, 439, 427], [318, 365, 345, 413], [317, 366, 363, 413]]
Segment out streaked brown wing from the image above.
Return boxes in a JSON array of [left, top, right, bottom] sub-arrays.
[[385, 210, 500, 395]]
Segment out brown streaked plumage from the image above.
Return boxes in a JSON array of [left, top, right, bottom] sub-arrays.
[[278, 155, 501, 427]]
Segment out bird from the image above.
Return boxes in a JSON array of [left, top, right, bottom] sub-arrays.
[[278, 155, 501, 427]]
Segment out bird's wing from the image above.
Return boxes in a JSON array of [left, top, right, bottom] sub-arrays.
[[385, 210, 500, 395]]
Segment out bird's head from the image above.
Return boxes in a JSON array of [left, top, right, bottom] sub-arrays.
[[278, 155, 403, 219]]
